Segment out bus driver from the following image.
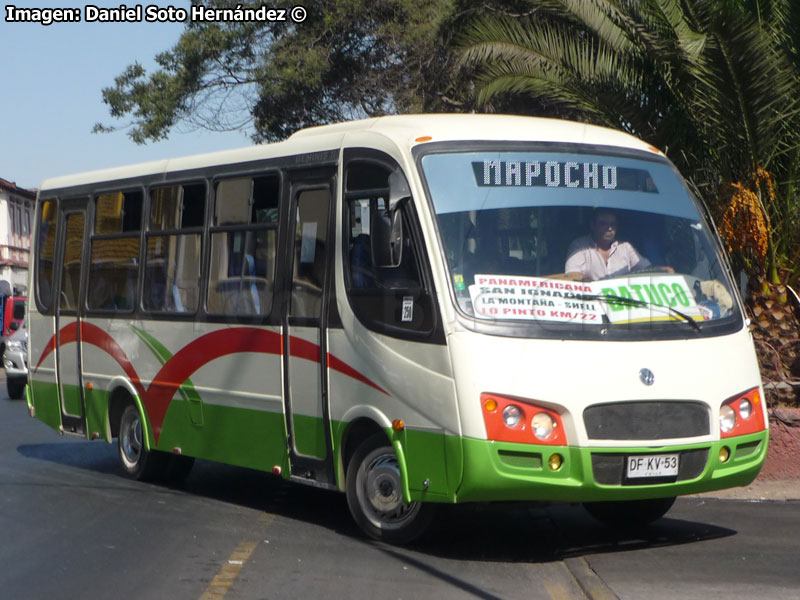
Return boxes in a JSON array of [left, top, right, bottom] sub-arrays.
[[564, 209, 651, 281]]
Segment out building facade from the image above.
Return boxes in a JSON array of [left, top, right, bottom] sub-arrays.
[[0, 178, 35, 295]]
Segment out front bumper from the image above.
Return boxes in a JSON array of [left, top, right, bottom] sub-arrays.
[[4, 349, 28, 380], [454, 430, 769, 503]]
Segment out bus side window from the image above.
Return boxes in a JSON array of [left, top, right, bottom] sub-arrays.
[[36, 200, 57, 311], [60, 212, 85, 311], [344, 160, 435, 337], [143, 183, 205, 313], [207, 175, 278, 317], [87, 190, 143, 312]]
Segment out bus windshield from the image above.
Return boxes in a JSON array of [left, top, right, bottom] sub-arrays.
[[420, 150, 740, 336]]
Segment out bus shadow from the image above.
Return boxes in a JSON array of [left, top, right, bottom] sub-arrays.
[[16, 439, 355, 532], [412, 501, 736, 563], [18, 440, 121, 475], [17, 440, 735, 562]]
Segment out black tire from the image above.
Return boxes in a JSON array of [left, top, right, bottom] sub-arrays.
[[345, 433, 434, 544], [583, 497, 676, 528], [117, 404, 168, 481], [6, 378, 24, 400]]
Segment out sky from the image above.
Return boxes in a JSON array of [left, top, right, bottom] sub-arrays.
[[2, 1, 254, 190]]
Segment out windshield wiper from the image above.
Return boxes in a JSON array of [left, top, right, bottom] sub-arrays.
[[575, 293, 702, 333]]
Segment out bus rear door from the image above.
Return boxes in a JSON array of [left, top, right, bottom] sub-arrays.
[[54, 202, 88, 436]]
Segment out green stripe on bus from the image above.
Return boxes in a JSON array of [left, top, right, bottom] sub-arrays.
[[31, 374, 767, 507], [157, 401, 289, 472], [61, 385, 83, 417], [30, 380, 61, 432], [131, 326, 204, 425], [454, 432, 769, 503], [292, 413, 328, 459]]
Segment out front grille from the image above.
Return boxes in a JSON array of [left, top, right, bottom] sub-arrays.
[[584, 401, 709, 441], [592, 449, 709, 485]]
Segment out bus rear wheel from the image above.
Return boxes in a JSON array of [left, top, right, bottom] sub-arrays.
[[345, 434, 434, 544], [583, 497, 676, 528], [117, 404, 168, 481]]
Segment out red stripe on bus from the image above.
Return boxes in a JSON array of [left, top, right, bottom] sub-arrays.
[[327, 353, 389, 396], [287, 335, 321, 363], [143, 327, 284, 437], [35, 322, 146, 398], [287, 337, 389, 395], [34, 324, 388, 442]]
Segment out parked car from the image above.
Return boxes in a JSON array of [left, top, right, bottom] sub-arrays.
[[4, 323, 27, 399], [0, 295, 25, 359]]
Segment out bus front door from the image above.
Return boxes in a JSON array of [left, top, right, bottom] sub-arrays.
[[283, 178, 335, 485], [55, 206, 88, 435]]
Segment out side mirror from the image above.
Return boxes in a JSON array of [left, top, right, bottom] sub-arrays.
[[388, 169, 410, 211], [371, 209, 404, 268], [372, 168, 411, 268]]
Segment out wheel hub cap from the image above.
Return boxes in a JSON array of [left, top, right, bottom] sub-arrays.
[[365, 456, 403, 513]]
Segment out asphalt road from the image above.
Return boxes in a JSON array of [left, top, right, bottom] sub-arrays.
[[2, 375, 799, 600]]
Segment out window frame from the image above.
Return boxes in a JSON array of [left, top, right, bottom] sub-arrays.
[[205, 173, 282, 320], [141, 181, 207, 316], [57, 207, 88, 315], [341, 148, 443, 343], [34, 197, 59, 314], [86, 187, 145, 315]]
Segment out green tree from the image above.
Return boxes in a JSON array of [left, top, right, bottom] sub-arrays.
[[96, 0, 462, 143], [459, 0, 800, 283]]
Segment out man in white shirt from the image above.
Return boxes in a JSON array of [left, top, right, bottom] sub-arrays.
[[565, 209, 651, 281]]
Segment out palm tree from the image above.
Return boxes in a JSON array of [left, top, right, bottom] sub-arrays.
[[459, 0, 800, 285]]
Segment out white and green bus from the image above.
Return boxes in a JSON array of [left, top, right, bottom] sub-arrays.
[[26, 114, 768, 542]]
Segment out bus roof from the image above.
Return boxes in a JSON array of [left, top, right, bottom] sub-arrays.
[[38, 114, 660, 192]]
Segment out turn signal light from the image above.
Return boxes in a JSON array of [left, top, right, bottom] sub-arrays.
[[719, 446, 730, 463]]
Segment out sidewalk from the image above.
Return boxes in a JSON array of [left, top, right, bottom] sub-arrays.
[[697, 479, 800, 501]]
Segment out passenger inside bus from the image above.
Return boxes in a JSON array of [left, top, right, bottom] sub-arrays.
[[460, 210, 530, 281], [350, 233, 374, 288]]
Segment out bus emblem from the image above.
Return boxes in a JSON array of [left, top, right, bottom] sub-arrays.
[[639, 368, 655, 386]]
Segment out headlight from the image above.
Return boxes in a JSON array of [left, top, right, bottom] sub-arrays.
[[502, 404, 522, 428], [719, 388, 766, 438], [6, 340, 22, 353], [739, 398, 752, 419], [531, 412, 555, 440], [480, 393, 567, 446], [719, 404, 736, 432]]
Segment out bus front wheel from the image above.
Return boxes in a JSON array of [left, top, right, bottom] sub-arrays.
[[345, 434, 434, 544], [117, 404, 168, 481], [583, 497, 676, 528]]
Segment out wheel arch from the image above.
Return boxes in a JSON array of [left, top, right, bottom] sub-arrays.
[[106, 377, 152, 451], [336, 407, 410, 502]]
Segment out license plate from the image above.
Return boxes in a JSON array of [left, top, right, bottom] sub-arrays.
[[626, 454, 679, 478]]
